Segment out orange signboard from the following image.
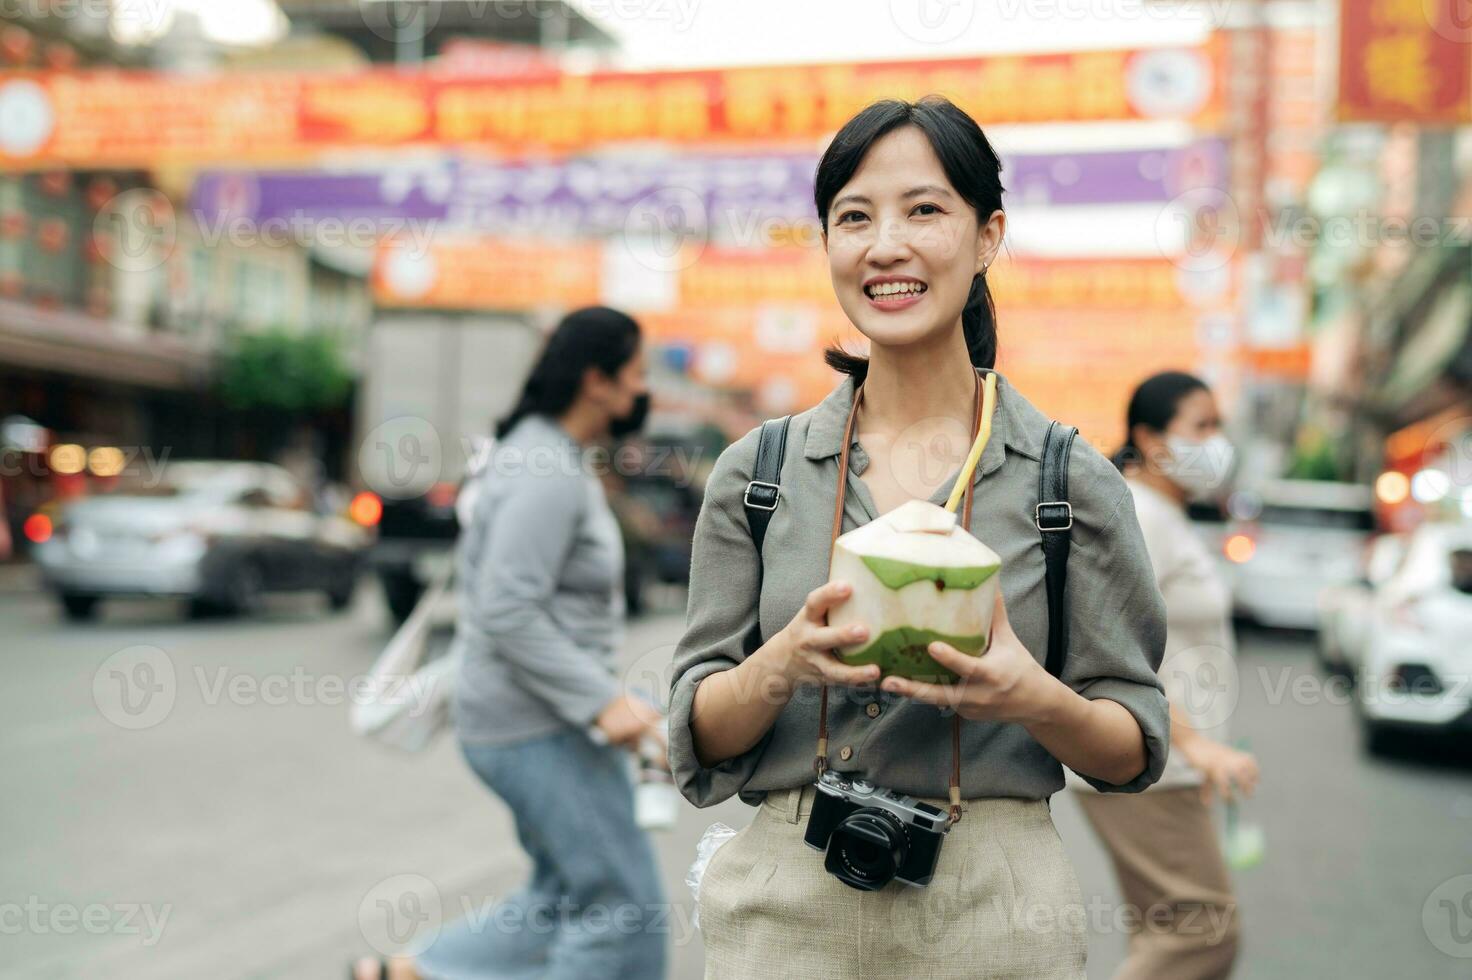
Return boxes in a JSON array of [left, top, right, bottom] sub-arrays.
[[0, 43, 1221, 168], [372, 236, 602, 310], [1339, 0, 1472, 124], [374, 237, 1219, 314]]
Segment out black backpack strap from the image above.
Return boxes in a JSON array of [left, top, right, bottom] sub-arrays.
[[1037, 420, 1078, 678], [744, 416, 790, 556]]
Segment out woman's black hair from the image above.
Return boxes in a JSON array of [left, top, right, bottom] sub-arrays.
[[1112, 370, 1210, 472], [495, 306, 642, 439], [813, 96, 1006, 382]]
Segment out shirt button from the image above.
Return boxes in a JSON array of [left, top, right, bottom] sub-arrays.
[[839, 746, 854, 762], [865, 703, 881, 718]]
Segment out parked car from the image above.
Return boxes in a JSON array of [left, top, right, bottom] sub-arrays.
[[33, 461, 368, 621], [1351, 522, 1472, 754], [1218, 480, 1377, 630], [1316, 533, 1408, 677]]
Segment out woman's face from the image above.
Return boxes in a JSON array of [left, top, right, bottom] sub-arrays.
[[1133, 387, 1223, 474], [824, 126, 1004, 353]]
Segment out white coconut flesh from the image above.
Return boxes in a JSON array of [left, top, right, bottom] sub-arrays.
[[826, 499, 1002, 683]]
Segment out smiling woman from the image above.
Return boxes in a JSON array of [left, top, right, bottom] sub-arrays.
[[669, 96, 1171, 979]]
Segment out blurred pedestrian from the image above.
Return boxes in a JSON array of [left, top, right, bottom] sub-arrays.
[[0, 479, 11, 561], [353, 307, 667, 980], [670, 97, 1171, 979], [1071, 370, 1260, 980]]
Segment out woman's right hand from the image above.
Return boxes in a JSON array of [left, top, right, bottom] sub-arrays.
[[771, 580, 881, 688], [595, 694, 661, 748]]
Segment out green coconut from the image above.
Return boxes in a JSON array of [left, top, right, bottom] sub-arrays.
[[827, 499, 1001, 683]]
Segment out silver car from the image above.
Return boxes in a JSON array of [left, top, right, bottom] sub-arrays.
[[1220, 480, 1378, 630], [35, 461, 369, 621]]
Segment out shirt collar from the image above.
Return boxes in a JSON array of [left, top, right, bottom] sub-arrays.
[[802, 369, 1045, 480]]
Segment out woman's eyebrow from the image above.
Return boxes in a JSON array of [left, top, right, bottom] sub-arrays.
[[831, 185, 956, 212], [902, 184, 955, 199]]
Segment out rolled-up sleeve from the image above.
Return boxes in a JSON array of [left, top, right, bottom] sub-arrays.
[[667, 428, 771, 808], [1064, 482, 1171, 793]]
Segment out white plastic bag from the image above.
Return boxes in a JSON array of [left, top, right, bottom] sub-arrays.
[[686, 822, 739, 930], [350, 566, 456, 752]]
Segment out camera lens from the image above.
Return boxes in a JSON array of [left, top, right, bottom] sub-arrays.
[[828, 809, 908, 891]]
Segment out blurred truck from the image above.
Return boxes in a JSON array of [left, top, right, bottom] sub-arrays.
[[355, 314, 543, 622]]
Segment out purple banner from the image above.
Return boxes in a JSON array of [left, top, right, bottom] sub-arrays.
[[190, 141, 1227, 236]]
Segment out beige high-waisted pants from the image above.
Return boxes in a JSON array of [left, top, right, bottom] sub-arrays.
[[699, 784, 1087, 979]]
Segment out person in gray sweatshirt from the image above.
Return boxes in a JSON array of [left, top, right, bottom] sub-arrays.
[[355, 307, 667, 980]]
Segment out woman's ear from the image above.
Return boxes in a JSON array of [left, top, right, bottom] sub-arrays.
[[976, 209, 1006, 274], [1130, 422, 1168, 470]]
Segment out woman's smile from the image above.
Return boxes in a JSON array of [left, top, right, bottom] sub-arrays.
[[862, 274, 929, 312]]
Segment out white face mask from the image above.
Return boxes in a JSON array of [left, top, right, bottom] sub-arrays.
[[1162, 433, 1236, 499]]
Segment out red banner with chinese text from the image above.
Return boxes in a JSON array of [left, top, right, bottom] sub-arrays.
[[0, 43, 1223, 169], [1339, 0, 1472, 124]]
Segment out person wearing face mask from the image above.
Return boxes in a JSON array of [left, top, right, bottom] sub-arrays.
[[1068, 370, 1261, 980], [353, 307, 666, 980]]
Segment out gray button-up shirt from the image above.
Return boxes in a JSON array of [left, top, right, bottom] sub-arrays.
[[668, 371, 1169, 807], [453, 414, 625, 746]]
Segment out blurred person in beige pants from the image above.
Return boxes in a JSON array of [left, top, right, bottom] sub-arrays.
[[1071, 371, 1261, 980]]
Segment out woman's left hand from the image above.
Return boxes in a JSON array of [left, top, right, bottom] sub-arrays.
[[880, 589, 1057, 725]]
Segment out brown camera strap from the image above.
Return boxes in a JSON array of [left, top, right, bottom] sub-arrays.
[[817, 370, 983, 826]]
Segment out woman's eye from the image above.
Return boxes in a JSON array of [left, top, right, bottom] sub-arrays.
[[912, 203, 942, 217], [835, 210, 867, 225]]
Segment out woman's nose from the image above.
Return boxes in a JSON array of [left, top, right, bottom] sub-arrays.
[[865, 216, 914, 263]]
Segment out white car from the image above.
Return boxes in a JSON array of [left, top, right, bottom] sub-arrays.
[[1219, 480, 1377, 630], [1352, 522, 1472, 754], [1316, 533, 1408, 677]]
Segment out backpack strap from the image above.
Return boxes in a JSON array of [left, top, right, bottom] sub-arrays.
[[1036, 420, 1078, 679], [744, 416, 791, 556]]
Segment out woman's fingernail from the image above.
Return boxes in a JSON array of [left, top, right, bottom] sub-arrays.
[[850, 627, 868, 639]]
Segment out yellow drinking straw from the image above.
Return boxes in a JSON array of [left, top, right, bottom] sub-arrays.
[[944, 372, 999, 513]]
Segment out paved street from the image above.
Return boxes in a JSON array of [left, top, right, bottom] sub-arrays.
[[3, 582, 1471, 979]]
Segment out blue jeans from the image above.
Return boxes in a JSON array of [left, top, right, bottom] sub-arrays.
[[415, 730, 667, 980]]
